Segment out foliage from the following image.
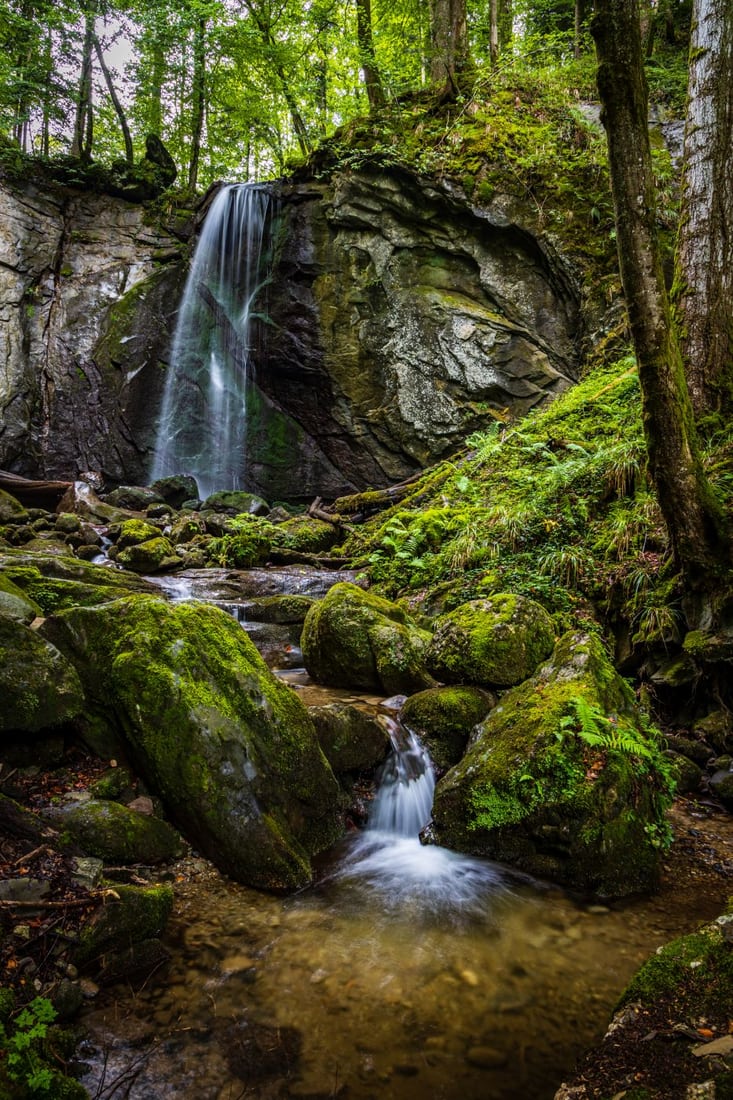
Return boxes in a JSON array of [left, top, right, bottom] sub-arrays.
[[0, 994, 85, 1098]]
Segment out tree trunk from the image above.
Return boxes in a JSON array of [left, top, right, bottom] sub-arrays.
[[429, 0, 470, 96], [355, 0, 386, 112], [71, 6, 95, 161], [574, 0, 586, 59], [93, 34, 134, 164], [676, 0, 733, 419], [490, 0, 499, 66], [591, 0, 729, 594], [188, 16, 206, 191]]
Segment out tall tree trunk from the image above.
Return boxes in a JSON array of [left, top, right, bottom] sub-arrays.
[[490, 0, 499, 66], [499, 0, 513, 51], [93, 34, 134, 164], [355, 0, 386, 111], [188, 16, 206, 191], [71, 5, 95, 160], [574, 0, 586, 59], [429, 0, 470, 96], [591, 0, 729, 595], [676, 0, 733, 420]]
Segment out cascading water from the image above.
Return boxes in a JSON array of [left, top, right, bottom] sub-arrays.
[[151, 184, 274, 499], [335, 718, 508, 921]]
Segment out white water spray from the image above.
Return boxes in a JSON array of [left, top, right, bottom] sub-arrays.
[[151, 184, 274, 499]]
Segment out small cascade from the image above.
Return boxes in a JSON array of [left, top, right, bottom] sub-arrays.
[[334, 716, 508, 921], [151, 184, 275, 499]]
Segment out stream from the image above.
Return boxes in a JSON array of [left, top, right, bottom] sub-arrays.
[[76, 567, 733, 1100]]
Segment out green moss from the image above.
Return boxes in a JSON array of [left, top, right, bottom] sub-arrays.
[[620, 917, 733, 1013], [74, 883, 174, 969]]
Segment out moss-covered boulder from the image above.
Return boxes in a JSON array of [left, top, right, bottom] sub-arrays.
[[50, 798, 183, 864], [555, 910, 733, 1099], [244, 595, 315, 624], [0, 572, 41, 623], [151, 474, 200, 508], [0, 549, 157, 613], [426, 594, 555, 688], [271, 516, 340, 555], [301, 582, 434, 695], [203, 490, 269, 515], [431, 631, 674, 897], [104, 486, 164, 511], [401, 686, 496, 771], [0, 616, 83, 734], [41, 596, 343, 891], [116, 535, 178, 572], [114, 518, 163, 548], [310, 704, 391, 774], [74, 882, 173, 971], [0, 488, 28, 523]]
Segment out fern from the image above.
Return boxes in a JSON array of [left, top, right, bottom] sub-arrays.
[[558, 696, 654, 760]]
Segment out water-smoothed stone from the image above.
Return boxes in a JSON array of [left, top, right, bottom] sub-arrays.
[[57, 482, 139, 524], [0, 615, 83, 734], [0, 572, 41, 623], [310, 703, 391, 773], [0, 488, 28, 523], [401, 686, 496, 771], [103, 485, 164, 511], [46, 798, 183, 864], [41, 595, 343, 890], [113, 518, 163, 549], [431, 631, 673, 897], [302, 581, 435, 695], [202, 490, 270, 516], [271, 515, 340, 555], [426, 594, 555, 688]]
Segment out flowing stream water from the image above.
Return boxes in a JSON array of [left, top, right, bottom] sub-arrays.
[[150, 184, 274, 499], [77, 653, 732, 1100]]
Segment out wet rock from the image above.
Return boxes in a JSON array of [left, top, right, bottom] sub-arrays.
[[51, 978, 84, 1021], [465, 1046, 508, 1069], [432, 631, 673, 897], [426, 594, 555, 688], [151, 475, 200, 508], [708, 768, 733, 810], [302, 581, 434, 695], [96, 938, 170, 986], [42, 595, 343, 891], [310, 703, 391, 773], [74, 883, 174, 971], [0, 548, 159, 611], [103, 485, 164, 511], [0, 615, 83, 734], [46, 798, 183, 864], [401, 685, 496, 771], [202, 490, 270, 516], [0, 572, 41, 623], [693, 710, 733, 754], [116, 535, 179, 573], [664, 750, 702, 795]]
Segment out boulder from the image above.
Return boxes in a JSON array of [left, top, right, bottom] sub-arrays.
[[431, 631, 674, 897], [0, 488, 28, 523], [271, 516, 340, 555], [202, 491, 269, 516], [400, 685, 496, 771], [0, 549, 158, 612], [0, 572, 41, 623], [310, 704, 391, 774], [301, 581, 434, 695], [48, 798, 183, 864], [74, 883, 173, 972], [115, 535, 178, 572], [41, 596, 343, 891], [103, 485, 164, 511], [0, 616, 83, 734], [426, 594, 555, 687], [151, 474, 200, 508]]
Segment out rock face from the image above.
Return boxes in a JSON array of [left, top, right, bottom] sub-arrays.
[[262, 170, 581, 489], [0, 168, 581, 499], [41, 595, 343, 891], [0, 176, 184, 484], [431, 631, 673, 897]]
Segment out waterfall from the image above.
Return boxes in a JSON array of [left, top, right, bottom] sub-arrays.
[[151, 184, 274, 499], [334, 718, 508, 921]]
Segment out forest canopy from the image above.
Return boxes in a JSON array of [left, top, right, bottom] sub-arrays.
[[0, 0, 692, 189]]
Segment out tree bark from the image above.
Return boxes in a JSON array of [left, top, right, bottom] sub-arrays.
[[429, 0, 470, 96], [71, 6, 95, 161], [676, 0, 733, 419], [188, 15, 206, 191], [355, 0, 386, 111], [490, 0, 499, 66], [591, 0, 729, 593], [93, 33, 134, 164]]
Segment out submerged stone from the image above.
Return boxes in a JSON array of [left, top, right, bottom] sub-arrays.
[[431, 631, 674, 898], [42, 596, 343, 891], [301, 581, 434, 695]]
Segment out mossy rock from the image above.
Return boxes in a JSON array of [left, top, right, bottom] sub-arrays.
[[0, 616, 83, 734], [709, 769, 733, 810], [114, 518, 163, 549], [89, 766, 135, 801], [203, 490, 269, 515], [74, 882, 174, 970], [151, 474, 200, 508], [0, 572, 41, 623], [116, 535, 178, 573], [104, 486, 164, 511], [301, 581, 434, 695], [243, 595, 315, 624], [271, 516, 340, 555], [431, 631, 674, 898], [310, 704, 391, 773], [41, 596, 343, 891], [0, 488, 28, 524], [663, 750, 702, 795], [693, 710, 733, 754], [168, 514, 206, 546], [401, 686, 496, 771], [426, 594, 555, 688], [0, 550, 157, 612], [50, 798, 183, 864]]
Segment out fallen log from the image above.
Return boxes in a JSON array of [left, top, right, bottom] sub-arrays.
[[0, 470, 72, 510]]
